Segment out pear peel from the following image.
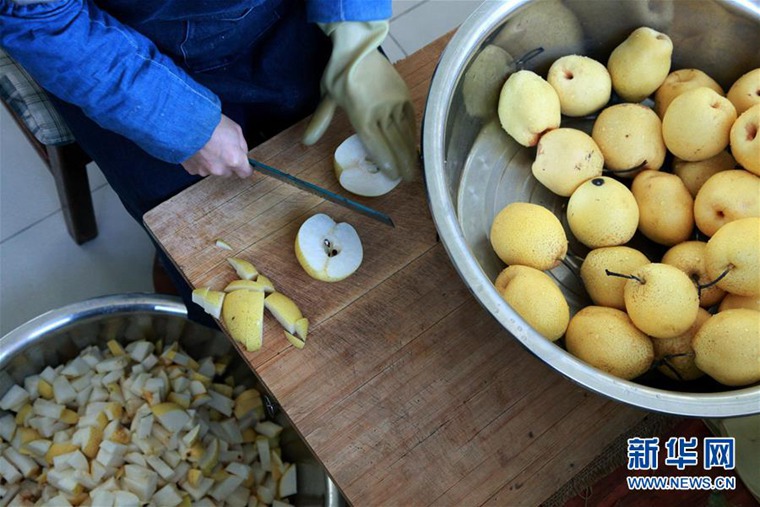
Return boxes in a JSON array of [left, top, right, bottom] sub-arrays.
[[221, 290, 265, 352]]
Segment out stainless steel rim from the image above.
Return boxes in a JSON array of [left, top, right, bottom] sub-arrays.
[[422, 0, 760, 418], [0, 293, 187, 367]]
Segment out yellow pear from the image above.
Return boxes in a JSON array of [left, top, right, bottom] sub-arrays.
[[673, 151, 736, 198], [490, 202, 567, 270], [652, 308, 710, 381], [692, 309, 760, 386], [662, 87, 737, 162], [494, 265, 569, 341], [547, 54, 611, 117], [662, 241, 726, 308], [607, 26, 673, 103], [591, 103, 666, 176], [565, 306, 654, 380], [531, 128, 604, 196], [726, 68, 760, 115], [654, 68, 723, 118], [567, 177, 639, 248], [719, 294, 760, 312], [622, 263, 700, 339], [729, 104, 760, 176], [705, 217, 760, 297], [580, 246, 650, 310], [631, 170, 694, 246], [497, 70, 560, 147], [693, 169, 760, 237]]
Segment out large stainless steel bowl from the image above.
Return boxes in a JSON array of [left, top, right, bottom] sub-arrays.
[[0, 294, 343, 507], [423, 0, 760, 417]]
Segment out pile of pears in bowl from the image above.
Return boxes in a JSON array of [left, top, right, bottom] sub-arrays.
[[489, 25, 759, 390]]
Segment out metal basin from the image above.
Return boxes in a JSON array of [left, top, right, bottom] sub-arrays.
[[423, 0, 760, 417], [0, 294, 343, 506]]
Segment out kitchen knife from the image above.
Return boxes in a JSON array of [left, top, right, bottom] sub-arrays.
[[248, 157, 395, 228]]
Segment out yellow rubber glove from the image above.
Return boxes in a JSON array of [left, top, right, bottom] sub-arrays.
[[303, 21, 418, 181]]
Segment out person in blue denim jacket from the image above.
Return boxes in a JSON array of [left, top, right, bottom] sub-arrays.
[[0, 0, 417, 324]]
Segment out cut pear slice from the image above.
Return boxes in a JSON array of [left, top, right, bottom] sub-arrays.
[[222, 290, 265, 352], [191, 288, 225, 320], [256, 275, 275, 293], [224, 280, 274, 293], [214, 239, 233, 251], [151, 402, 190, 433], [227, 257, 258, 281], [294, 318, 309, 341], [284, 331, 305, 350], [334, 134, 401, 197], [264, 292, 303, 335], [295, 213, 363, 282]]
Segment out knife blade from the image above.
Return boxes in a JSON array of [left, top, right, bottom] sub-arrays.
[[248, 157, 395, 228]]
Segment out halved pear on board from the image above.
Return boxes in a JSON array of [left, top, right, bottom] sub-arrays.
[[295, 213, 363, 282], [334, 134, 401, 197], [221, 290, 265, 352], [191, 288, 225, 319], [227, 257, 259, 281]]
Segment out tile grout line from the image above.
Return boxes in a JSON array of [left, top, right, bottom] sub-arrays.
[[0, 182, 109, 245], [391, 0, 429, 21], [387, 32, 409, 59]]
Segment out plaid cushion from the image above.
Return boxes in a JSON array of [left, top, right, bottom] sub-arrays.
[[0, 48, 74, 146]]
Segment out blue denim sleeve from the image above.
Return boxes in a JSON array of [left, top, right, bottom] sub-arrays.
[[306, 0, 392, 23], [0, 0, 221, 164]]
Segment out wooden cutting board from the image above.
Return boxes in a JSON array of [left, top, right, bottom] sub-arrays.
[[144, 34, 652, 506]]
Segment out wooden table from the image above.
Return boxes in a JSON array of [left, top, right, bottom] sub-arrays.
[[144, 35, 651, 506]]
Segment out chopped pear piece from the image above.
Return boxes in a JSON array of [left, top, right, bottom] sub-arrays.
[[264, 292, 303, 335], [191, 288, 225, 320], [0, 455, 23, 484], [255, 274, 275, 292], [215, 238, 233, 251], [278, 463, 298, 499], [199, 438, 220, 475], [152, 402, 190, 433], [222, 290, 265, 352], [45, 443, 78, 465], [0, 385, 29, 411], [227, 257, 259, 280], [187, 468, 203, 487], [106, 339, 126, 356], [224, 279, 274, 293], [294, 318, 309, 341], [37, 379, 54, 400], [255, 436, 271, 472], [153, 484, 184, 507], [284, 331, 305, 349]]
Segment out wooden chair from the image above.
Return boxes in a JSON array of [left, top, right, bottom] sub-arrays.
[[1, 48, 97, 244]]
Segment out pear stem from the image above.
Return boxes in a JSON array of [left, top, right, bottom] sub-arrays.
[[696, 266, 731, 297], [603, 160, 647, 175], [605, 269, 644, 284], [514, 47, 544, 69]]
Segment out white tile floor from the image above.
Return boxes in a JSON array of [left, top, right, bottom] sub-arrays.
[[0, 0, 481, 336]]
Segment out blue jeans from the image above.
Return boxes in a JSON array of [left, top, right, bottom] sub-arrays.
[[50, 0, 331, 326]]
